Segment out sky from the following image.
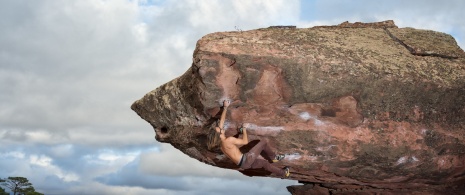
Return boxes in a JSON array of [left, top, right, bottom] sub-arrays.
[[0, 0, 464, 194]]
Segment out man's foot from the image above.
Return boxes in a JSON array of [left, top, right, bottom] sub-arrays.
[[273, 154, 285, 163], [283, 166, 290, 178]]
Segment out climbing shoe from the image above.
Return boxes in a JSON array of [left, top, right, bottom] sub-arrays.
[[283, 166, 290, 178], [273, 154, 285, 163]]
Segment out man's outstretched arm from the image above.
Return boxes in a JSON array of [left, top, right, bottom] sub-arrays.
[[218, 100, 230, 131]]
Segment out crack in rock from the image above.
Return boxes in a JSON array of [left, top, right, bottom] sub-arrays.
[[384, 28, 460, 59]]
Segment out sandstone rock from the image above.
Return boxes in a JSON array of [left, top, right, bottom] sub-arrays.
[[131, 21, 465, 194]]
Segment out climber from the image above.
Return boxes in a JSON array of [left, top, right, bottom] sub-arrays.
[[207, 100, 290, 178]]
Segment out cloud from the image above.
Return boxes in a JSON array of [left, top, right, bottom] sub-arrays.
[[0, 143, 160, 194], [96, 159, 190, 191], [97, 144, 297, 195], [138, 144, 243, 178], [0, 0, 161, 147], [0, 148, 78, 193]]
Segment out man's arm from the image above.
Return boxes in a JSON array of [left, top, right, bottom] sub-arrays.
[[240, 125, 248, 145], [231, 124, 248, 146], [218, 100, 230, 131]]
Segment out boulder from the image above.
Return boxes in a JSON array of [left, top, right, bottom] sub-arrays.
[[131, 20, 465, 194]]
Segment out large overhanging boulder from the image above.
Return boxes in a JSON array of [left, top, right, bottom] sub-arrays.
[[131, 20, 465, 194]]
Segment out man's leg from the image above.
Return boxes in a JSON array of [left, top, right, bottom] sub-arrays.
[[249, 140, 277, 161], [250, 158, 285, 176], [261, 141, 278, 160]]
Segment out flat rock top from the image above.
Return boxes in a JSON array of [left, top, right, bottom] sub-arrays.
[[199, 21, 464, 58], [196, 21, 465, 88]]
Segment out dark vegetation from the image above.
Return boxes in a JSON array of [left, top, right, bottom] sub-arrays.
[[0, 177, 43, 195]]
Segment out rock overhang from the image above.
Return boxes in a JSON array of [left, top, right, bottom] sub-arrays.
[[131, 20, 465, 194]]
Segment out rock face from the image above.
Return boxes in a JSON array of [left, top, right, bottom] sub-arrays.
[[131, 21, 465, 194]]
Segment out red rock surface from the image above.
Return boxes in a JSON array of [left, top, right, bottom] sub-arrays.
[[131, 21, 465, 194]]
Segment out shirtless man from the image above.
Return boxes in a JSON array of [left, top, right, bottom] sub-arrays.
[[207, 100, 290, 177]]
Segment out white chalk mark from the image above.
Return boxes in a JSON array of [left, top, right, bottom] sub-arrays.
[[299, 112, 311, 120], [395, 156, 420, 166], [421, 129, 428, 135], [299, 112, 324, 126], [216, 154, 226, 160], [313, 118, 324, 126], [439, 159, 445, 166], [223, 121, 231, 130], [242, 123, 284, 136], [285, 153, 302, 160], [245, 123, 283, 132], [315, 145, 336, 152], [396, 156, 408, 165]]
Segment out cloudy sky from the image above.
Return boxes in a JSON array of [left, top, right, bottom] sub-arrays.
[[0, 0, 463, 194]]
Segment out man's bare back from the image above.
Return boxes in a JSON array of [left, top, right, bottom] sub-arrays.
[[221, 137, 244, 164]]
